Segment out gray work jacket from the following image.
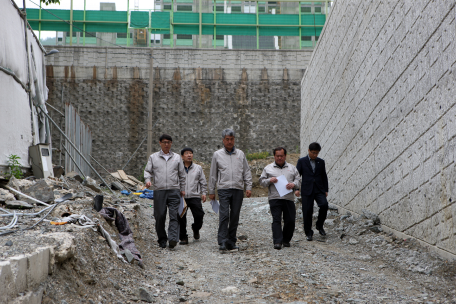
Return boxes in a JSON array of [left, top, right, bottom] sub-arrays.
[[184, 163, 207, 199], [209, 148, 252, 194], [144, 150, 186, 191], [259, 161, 301, 201]]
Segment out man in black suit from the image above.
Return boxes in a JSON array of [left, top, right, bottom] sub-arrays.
[[296, 142, 329, 241]]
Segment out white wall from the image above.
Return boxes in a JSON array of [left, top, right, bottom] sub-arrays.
[[301, 0, 456, 257]]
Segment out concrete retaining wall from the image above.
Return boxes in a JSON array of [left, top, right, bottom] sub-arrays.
[[301, 0, 456, 257], [45, 47, 310, 178]]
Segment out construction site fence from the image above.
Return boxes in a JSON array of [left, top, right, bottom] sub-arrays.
[[65, 103, 92, 177]]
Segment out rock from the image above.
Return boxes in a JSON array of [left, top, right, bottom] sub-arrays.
[[111, 181, 124, 191], [328, 203, 338, 210], [362, 209, 381, 225], [7, 176, 34, 191], [221, 286, 239, 293], [22, 179, 55, 203], [248, 278, 258, 283], [53, 233, 76, 263], [53, 166, 65, 178], [176, 281, 185, 286], [348, 238, 359, 245], [83, 177, 102, 193], [70, 192, 85, 199], [138, 287, 154, 303], [66, 171, 83, 183], [5, 200, 33, 209], [325, 219, 335, 226], [124, 249, 135, 263], [370, 225, 383, 233], [61, 301, 68, 304], [190, 292, 211, 298], [179, 298, 187, 302], [5, 240, 13, 246], [238, 235, 248, 241], [0, 188, 15, 202], [357, 255, 372, 261]]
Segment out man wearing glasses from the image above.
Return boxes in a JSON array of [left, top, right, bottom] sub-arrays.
[[145, 134, 186, 249]]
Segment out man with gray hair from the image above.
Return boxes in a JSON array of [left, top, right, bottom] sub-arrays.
[[209, 128, 252, 251]]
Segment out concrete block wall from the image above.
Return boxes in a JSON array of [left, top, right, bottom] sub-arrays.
[[45, 47, 311, 177], [301, 0, 456, 257], [0, 247, 51, 303]]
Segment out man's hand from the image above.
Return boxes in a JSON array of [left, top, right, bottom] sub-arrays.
[[180, 191, 185, 197], [295, 190, 300, 197], [202, 195, 207, 202], [325, 192, 328, 197], [270, 177, 278, 183], [145, 181, 151, 188], [286, 183, 295, 190], [246, 190, 252, 198], [209, 194, 215, 201]]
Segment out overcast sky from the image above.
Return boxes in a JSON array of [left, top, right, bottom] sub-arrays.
[[14, 0, 153, 39]]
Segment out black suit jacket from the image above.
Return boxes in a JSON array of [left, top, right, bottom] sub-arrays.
[[296, 156, 328, 196]]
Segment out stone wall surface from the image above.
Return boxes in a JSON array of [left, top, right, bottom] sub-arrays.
[[301, 0, 456, 256], [45, 47, 310, 178]]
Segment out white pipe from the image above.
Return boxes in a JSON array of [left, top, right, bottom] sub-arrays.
[[6, 186, 51, 207]]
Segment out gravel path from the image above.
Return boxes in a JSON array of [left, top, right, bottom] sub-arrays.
[[145, 197, 456, 303]]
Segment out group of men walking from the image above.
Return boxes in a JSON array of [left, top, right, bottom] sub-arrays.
[[144, 129, 329, 251]]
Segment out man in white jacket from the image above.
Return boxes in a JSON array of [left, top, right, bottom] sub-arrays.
[[178, 147, 207, 245], [259, 147, 300, 250], [209, 129, 252, 251], [144, 134, 186, 249]]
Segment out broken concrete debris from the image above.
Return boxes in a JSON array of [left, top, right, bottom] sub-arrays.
[[5, 200, 33, 209]]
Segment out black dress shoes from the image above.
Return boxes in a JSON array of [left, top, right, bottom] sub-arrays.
[[193, 229, 200, 240], [169, 240, 177, 249], [306, 235, 313, 241], [226, 243, 239, 251], [159, 241, 167, 248], [274, 244, 282, 250], [219, 243, 227, 251], [283, 242, 290, 247], [317, 227, 326, 236], [179, 238, 189, 245]]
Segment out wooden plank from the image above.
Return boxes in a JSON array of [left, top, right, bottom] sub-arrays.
[[117, 170, 129, 181], [123, 179, 137, 186], [127, 175, 142, 184], [111, 172, 121, 179]]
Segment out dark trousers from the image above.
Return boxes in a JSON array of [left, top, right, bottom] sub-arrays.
[[302, 186, 328, 236], [153, 189, 180, 245], [217, 189, 244, 246], [269, 199, 296, 244], [178, 197, 205, 240]]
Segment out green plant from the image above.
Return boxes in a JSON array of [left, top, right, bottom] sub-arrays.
[[7, 154, 23, 179], [246, 151, 269, 161], [295, 145, 300, 154]]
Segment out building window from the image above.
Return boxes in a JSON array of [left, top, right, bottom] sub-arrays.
[[301, 36, 311, 41], [164, 34, 170, 39], [164, 4, 171, 10], [213, 6, 224, 12], [315, 7, 322, 13], [213, 35, 224, 40], [301, 7, 311, 13], [177, 5, 192, 11], [177, 34, 192, 39], [231, 6, 241, 12], [117, 33, 132, 38]]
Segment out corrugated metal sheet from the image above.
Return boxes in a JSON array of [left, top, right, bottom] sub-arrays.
[[65, 103, 92, 176]]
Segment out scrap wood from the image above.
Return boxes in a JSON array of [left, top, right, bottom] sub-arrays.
[[117, 170, 129, 181], [123, 179, 137, 187], [127, 175, 142, 185]]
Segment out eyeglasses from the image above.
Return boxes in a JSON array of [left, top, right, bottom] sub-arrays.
[[161, 141, 172, 145]]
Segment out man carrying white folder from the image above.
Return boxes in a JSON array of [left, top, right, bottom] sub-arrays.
[[259, 147, 301, 250]]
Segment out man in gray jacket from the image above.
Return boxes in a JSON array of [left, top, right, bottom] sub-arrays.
[[144, 134, 186, 249], [259, 147, 300, 250], [209, 129, 252, 251], [179, 147, 207, 245]]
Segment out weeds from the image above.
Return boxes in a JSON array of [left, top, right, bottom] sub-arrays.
[[246, 151, 269, 161], [7, 154, 23, 179]]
